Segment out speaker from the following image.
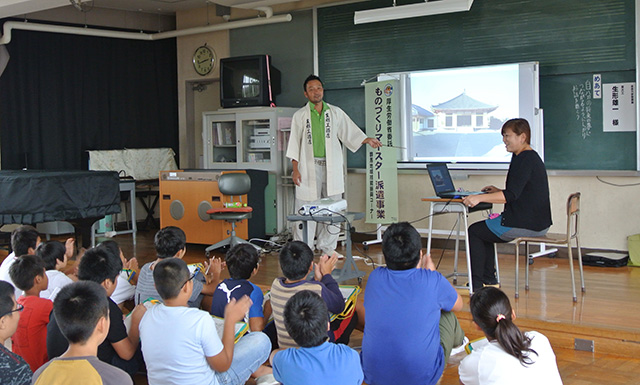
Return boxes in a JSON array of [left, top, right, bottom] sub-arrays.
[[159, 170, 249, 245]]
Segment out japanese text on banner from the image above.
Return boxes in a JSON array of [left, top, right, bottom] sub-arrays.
[[365, 80, 399, 224]]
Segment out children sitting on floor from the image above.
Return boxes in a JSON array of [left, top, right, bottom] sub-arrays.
[[32, 281, 133, 385], [0, 225, 40, 299], [135, 226, 221, 310], [36, 240, 76, 301], [270, 241, 357, 349], [46, 247, 146, 377], [360, 222, 465, 385], [458, 287, 562, 385], [139, 258, 274, 385], [0, 280, 32, 385], [97, 240, 138, 307], [271, 290, 363, 384], [8, 255, 52, 372], [210, 244, 271, 332]]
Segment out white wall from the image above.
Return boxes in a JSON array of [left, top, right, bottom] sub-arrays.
[[175, 8, 230, 169], [347, 171, 640, 251], [193, 81, 220, 168]]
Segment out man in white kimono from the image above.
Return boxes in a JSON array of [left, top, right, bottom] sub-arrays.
[[286, 75, 382, 257]]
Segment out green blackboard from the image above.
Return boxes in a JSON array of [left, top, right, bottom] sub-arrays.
[[323, 88, 368, 167], [318, 0, 637, 170], [543, 71, 636, 170]]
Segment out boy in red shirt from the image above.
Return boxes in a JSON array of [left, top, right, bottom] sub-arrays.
[[9, 255, 52, 371]]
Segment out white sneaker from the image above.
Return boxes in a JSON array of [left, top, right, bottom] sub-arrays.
[[331, 251, 345, 260], [450, 336, 469, 356], [256, 373, 279, 385]]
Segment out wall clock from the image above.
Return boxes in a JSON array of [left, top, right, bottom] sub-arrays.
[[193, 44, 215, 76]]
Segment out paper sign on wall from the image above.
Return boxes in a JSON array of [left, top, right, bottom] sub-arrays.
[[603, 82, 636, 132], [592, 74, 602, 99]]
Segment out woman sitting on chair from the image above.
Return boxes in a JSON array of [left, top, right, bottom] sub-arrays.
[[462, 118, 552, 291]]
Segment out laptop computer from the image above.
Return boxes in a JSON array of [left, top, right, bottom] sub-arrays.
[[427, 163, 486, 198]]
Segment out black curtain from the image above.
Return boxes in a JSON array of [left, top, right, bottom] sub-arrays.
[[0, 23, 179, 170]]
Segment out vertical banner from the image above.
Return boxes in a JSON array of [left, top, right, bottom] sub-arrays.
[[365, 80, 399, 224]]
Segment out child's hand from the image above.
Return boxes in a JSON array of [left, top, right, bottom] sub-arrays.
[[204, 257, 224, 285], [125, 257, 139, 272], [55, 256, 68, 271], [224, 296, 252, 323], [315, 253, 337, 280], [64, 238, 75, 259], [73, 247, 86, 276], [129, 303, 147, 323], [313, 255, 327, 281], [76, 247, 86, 262], [420, 252, 436, 271], [313, 260, 320, 281]]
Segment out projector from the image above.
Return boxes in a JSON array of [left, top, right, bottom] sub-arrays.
[[300, 198, 348, 216]]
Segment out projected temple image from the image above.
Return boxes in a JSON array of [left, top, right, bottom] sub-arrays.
[[409, 63, 524, 163]]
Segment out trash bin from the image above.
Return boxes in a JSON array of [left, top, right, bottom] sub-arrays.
[[627, 234, 640, 266]]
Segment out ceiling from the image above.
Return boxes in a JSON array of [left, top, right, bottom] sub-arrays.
[[0, 0, 240, 18], [81, 0, 209, 14]]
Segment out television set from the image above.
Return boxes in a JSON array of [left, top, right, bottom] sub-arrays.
[[220, 55, 281, 108]]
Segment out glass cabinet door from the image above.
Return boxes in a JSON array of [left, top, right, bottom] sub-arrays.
[[238, 113, 275, 169], [206, 113, 238, 166], [211, 120, 237, 163]]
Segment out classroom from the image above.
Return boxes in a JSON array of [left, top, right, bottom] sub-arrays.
[[0, 0, 639, 384]]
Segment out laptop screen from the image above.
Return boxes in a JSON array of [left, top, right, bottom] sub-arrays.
[[427, 163, 455, 195]]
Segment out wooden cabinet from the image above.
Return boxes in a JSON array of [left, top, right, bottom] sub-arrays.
[[159, 170, 248, 245]]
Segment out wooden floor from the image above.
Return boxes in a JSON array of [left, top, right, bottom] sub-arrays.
[[5, 228, 640, 384]]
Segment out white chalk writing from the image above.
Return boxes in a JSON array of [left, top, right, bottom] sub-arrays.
[[572, 80, 592, 139]]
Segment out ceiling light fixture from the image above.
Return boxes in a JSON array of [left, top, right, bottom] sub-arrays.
[[354, 0, 474, 25]]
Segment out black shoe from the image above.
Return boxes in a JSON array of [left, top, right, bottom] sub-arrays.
[[465, 281, 499, 290], [465, 282, 484, 291], [483, 278, 499, 286]]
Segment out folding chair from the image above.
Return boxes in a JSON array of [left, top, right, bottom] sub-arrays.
[[514, 192, 584, 302]]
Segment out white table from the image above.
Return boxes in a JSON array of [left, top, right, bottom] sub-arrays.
[[422, 197, 498, 294]]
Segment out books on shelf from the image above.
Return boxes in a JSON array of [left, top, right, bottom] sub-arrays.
[[246, 153, 265, 162], [215, 122, 236, 146], [246, 120, 270, 127]]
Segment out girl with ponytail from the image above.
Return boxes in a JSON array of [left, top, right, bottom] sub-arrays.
[[458, 287, 563, 384]]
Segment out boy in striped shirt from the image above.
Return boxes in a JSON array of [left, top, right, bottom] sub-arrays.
[[270, 241, 357, 349]]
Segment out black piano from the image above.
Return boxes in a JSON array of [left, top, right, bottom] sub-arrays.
[[0, 170, 120, 248]]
